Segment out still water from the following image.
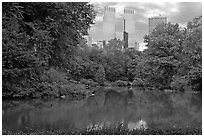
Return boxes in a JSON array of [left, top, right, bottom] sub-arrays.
[[2, 87, 202, 132]]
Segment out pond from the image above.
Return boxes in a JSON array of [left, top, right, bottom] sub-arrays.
[[2, 87, 202, 133]]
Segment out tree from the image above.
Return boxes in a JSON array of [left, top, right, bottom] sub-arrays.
[[141, 16, 202, 91], [94, 64, 106, 85], [103, 38, 124, 54], [142, 23, 184, 89], [2, 2, 96, 98], [181, 16, 202, 91], [124, 49, 143, 81], [103, 39, 130, 81], [2, 3, 44, 97]]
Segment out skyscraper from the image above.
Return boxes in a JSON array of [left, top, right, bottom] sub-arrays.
[[103, 6, 116, 42], [123, 19, 128, 49], [148, 15, 167, 34], [124, 9, 137, 49]]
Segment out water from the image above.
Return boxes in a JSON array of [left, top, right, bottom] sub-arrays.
[[2, 87, 202, 132]]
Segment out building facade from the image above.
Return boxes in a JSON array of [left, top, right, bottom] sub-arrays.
[[103, 6, 116, 42], [148, 16, 167, 34], [115, 32, 123, 40], [123, 9, 137, 49]]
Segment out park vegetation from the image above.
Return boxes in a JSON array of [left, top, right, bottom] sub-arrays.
[[2, 2, 202, 99]]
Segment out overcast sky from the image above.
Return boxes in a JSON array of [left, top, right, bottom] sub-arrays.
[[88, 2, 202, 44]]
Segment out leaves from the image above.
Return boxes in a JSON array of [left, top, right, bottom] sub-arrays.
[[2, 2, 96, 98], [141, 16, 202, 91]]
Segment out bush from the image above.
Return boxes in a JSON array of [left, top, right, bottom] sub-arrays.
[[35, 68, 91, 99], [43, 67, 69, 84], [112, 80, 129, 87], [170, 76, 188, 91], [80, 78, 100, 87], [35, 82, 60, 98], [93, 64, 106, 86], [132, 78, 144, 87]]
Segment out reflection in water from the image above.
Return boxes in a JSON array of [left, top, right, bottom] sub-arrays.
[[2, 87, 202, 132], [128, 120, 148, 131], [87, 123, 103, 131], [86, 119, 148, 131]]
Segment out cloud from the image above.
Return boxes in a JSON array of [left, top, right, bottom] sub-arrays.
[[169, 2, 202, 24]]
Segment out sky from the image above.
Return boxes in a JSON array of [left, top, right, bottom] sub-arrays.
[[88, 2, 202, 50]]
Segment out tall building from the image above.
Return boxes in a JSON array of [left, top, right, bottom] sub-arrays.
[[123, 19, 128, 49], [134, 42, 140, 51], [103, 6, 116, 42], [148, 15, 167, 34], [124, 9, 137, 49]]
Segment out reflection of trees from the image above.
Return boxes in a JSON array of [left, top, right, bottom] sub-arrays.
[[3, 91, 202, 131]]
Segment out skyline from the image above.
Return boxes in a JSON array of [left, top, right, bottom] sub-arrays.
[[88, 2, 202, 47]]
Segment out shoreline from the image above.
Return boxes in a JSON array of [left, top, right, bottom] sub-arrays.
[[3, 127, 202, 135]]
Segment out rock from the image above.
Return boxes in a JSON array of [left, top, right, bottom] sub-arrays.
[[60, 95, 66, 99]]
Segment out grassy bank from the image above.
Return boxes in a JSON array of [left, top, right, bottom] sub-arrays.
[[2, 128, 202, 135], [2, 68, 102, 100]]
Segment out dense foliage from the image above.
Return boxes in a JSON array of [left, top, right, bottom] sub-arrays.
[[2, 2, 96, 98], [141, 17, 202, 91], [2, 2, 202, 99]]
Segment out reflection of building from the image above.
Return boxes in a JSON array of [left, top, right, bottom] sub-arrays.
[[148, 15, 167, 34], [103, 7, 116, 41], [124, 9, 136, 48]]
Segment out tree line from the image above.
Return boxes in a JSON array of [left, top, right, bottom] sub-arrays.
[[2, 2, 202, 99]]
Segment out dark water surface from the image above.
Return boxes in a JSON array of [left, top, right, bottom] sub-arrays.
[[2, 87, 202, 132]]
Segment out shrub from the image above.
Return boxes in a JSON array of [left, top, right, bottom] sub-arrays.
[[112, 80, 129, 87], [44, 67, 69, 84], [36, 68, 91, 98], [35, 82, 60, 98], [170, 76, 188, 91], [80, 78, 99, 87], [132, 78, 144, 87], [94, 64, 106, 86]]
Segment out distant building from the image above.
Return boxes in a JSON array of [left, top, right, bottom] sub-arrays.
[[103, 6, 116, 41], [115, 32, 123, 40], [127, 42, 139, 50], [97, 41, 104, 49], [82, 35, 92, 46], [134, 42, 139, 51], [148, 15, 167, 34], [102, 40, 106, 47], [123, 31, 128, 49], [124, 9, 136, 49]]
